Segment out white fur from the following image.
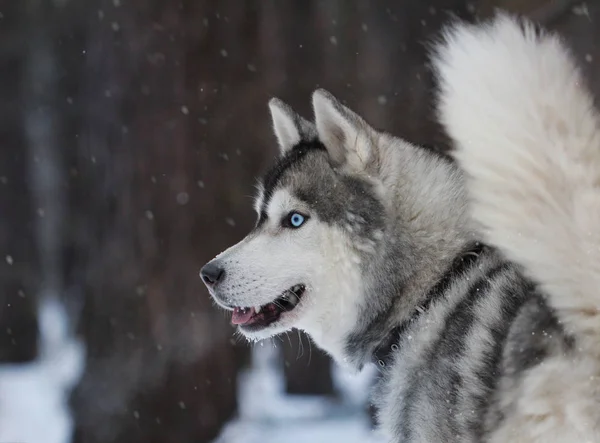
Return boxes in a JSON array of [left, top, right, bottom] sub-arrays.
[[434, 14, 600, 339], [253, 181, 265, 215], [489, 355, 600, 443], [433, 13, 600, 441], [269, 98, 317, 155], [211, 187, 364, 361], [312, 89, 377, 173]]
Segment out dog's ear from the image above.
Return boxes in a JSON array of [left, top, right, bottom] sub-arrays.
[[312, 89, 377, 172], [269, 98, 317, 155]]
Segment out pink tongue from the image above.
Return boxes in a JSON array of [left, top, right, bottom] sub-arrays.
[[231, 307, 256, 325]]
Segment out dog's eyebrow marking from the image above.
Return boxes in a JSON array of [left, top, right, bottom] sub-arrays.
[[257, 140, 326, 226]]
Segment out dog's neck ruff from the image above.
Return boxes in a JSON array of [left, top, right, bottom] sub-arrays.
[[372, 242, 486, 370]]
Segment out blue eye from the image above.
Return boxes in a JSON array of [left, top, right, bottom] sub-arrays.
[[285, 212, 307, 229], [291, 213, 304, 227]]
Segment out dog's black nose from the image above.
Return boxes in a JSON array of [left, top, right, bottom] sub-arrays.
[[201, 262, 225, 286]]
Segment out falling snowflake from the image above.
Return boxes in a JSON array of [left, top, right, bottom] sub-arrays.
[[573, 3, 590, 19], [176, 192, 189, 205]]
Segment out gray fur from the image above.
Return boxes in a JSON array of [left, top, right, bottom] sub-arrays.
[[202, 17, 597, 439]]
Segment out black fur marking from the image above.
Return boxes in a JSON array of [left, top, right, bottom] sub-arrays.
[[345, 303, 400, 371], [295, 173, 385, 232], [257, 140, 327, 226], [346, 243, 486, 370], [448, 371, 463, 411], [467, 276, 532, 440], [507, 293, 575, 373], [480, 291, 576, 437], [399, 262, 512, 441], [372, 243, 485, 369]]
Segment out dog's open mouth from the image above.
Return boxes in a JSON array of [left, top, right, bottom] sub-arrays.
[[231, 284, 306, 330]]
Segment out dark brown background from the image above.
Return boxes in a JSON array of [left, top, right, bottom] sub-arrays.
[[1, 1, 598, 442]]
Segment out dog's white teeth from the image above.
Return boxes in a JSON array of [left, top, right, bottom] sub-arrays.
[[255, 305, 261, 314]]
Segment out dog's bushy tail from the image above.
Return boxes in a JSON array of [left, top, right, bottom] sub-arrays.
[[432, 13, 600, 341]]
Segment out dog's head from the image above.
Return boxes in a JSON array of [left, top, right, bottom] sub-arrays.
[[201, 90, 388, 348]]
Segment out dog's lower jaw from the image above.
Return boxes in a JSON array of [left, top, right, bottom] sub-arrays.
[[235, 305, 307, 343], [237, 274, 367, 366], [237, 324, 286, 342]]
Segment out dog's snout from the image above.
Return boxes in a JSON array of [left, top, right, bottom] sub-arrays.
[[201, 261, 225, 286]]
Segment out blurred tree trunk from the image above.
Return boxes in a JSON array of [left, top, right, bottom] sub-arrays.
[[68, 1, 248, 442], [0, 0, 40, 365]]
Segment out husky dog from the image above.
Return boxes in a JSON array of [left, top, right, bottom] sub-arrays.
[[202, 14, 600, 442]]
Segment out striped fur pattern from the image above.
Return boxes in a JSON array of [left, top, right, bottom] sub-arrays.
[[432, 13, 600, 442], [201, 13, 600, 442]]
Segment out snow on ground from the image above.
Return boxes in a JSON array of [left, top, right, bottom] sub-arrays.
[[213, 341, 385, 443], [0, 297, 85, 443]]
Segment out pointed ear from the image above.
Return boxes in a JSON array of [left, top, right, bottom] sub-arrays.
[[269, 98, 317, 155], [312, 89, 377, 172]]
